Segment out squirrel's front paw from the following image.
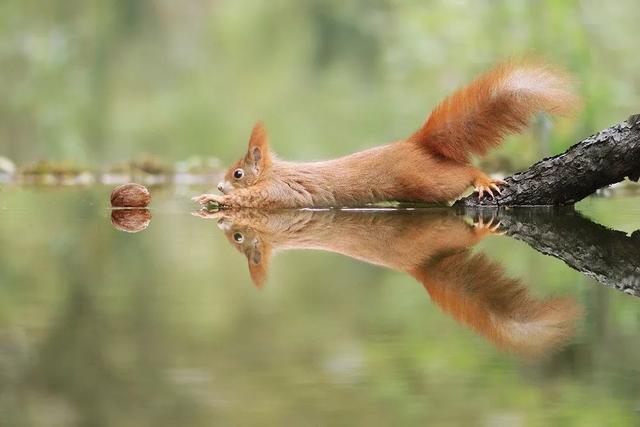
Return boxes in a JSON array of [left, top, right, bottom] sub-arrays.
[[191, 209, 225, 219], [191, 193, 227, 207]]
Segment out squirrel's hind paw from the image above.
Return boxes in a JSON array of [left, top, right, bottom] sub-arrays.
[[473, 176, 505, 199], [473, 216, 505, 237]]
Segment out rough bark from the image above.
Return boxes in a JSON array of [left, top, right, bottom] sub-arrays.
[[464, 207, 640, 296], [456, 114, 640, 207]]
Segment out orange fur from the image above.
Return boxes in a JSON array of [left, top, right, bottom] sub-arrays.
[[410, 61, 579, 163], [203, 209, 580, 356], [194, 61, 578, 208], [415, 252, 580, 356]]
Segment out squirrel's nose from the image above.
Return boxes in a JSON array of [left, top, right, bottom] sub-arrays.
[[217, 182, 224, 192]]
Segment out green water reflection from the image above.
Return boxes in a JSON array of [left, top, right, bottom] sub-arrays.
[[1, 187, 639, 426]]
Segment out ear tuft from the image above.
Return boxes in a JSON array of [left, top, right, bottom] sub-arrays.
[[249, 121, 267, 150], [247, 242, 271, 289], [248, 258, 267, 289], [246, 121, 272, 172]]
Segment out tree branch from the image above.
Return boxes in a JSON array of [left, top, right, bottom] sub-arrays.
[[455, 114, 640, 207]]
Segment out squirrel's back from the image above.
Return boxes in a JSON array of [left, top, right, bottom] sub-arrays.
[[409, 61, 579, 163]]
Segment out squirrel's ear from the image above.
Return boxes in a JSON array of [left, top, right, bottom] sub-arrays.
[[246, 121, 272, 174], [247, 242, 271, 289]]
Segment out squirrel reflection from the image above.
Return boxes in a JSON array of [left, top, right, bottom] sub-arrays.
[[197, 209, 580, 357]]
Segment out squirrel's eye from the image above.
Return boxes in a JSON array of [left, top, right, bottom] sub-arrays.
[[232, 232, 244, 243], [233, 169, 244, 180]]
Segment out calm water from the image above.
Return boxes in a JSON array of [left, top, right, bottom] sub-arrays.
[[1, 186, 639, 426]]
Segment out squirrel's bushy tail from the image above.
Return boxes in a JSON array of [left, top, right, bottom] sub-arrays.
[[409, 61, 579, 163]]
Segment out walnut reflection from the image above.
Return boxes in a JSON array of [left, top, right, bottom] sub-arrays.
[[111, 208, 151, 233], [199, 208, 580, 357]]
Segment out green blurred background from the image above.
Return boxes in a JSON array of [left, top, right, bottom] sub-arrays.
[[2, 2, 640, 426], [1, 0, 638, 170]]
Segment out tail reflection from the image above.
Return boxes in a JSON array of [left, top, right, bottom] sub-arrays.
[[418, 250, 579, 356], [198, 209, 580, 356]]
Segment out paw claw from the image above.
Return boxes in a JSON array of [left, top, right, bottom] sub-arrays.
[[191, 209, 223, 219], [473, 176, 506, 200], [473, 216, 503, 236]]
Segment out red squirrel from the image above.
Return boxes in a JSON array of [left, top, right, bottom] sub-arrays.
[[193, 61, 578, 209]]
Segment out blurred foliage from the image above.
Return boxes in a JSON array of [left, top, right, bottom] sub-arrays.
[[20, 159, 90, 176], [106, 153, 174, 175], [174, 156, 222, 175], [1, 0, 639, 172]]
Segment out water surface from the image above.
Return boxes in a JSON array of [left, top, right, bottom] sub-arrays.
[[1, 186, 639, 426]]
